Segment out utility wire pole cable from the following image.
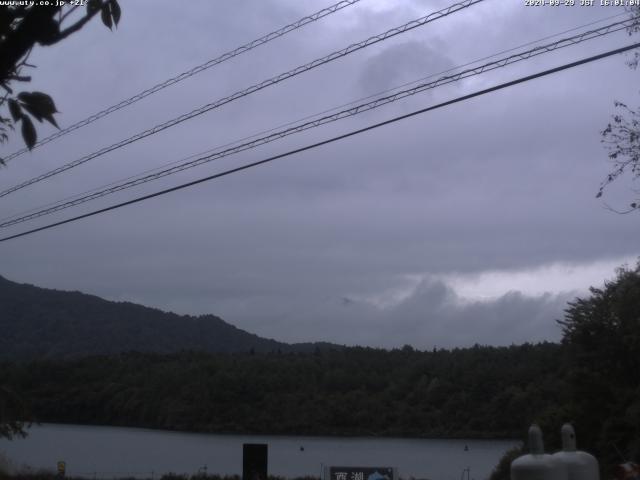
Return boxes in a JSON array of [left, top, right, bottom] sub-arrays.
[[0, 0, 484, 199], [1, 0, 363, 163], [0, 17, 632, 229], [1, 42, 638, 244], [3, 9, 621, 226]]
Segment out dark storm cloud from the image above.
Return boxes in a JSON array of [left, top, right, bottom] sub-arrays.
[[176, 276, 572, 348], [358, 41, 455, 95]]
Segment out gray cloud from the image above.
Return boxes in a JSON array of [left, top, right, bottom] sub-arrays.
[[0, 0, 638, 348], [167, 276, 571, 349], [358, 40, 455, 95]]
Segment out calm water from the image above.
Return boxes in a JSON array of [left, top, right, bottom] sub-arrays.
[[0, 424, 520, 480]]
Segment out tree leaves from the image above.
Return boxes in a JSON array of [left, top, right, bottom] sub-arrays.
[[600, 98, 640, 211], [1, 1, 123, 154], [34, 14, 61, 46], [599, 9, 640, 211], [0, 385, 31, 440], [7, 98, 21, 122], [110, 0, 121, 26], [18, 91, 59, 128], [100, 3, 112, 29], [86, 0, 102, 15], [557, 262, 640, 468], [4, 91, 60, 149], [101, 0, 121, 29], [18, 91, 57, 114], [20, 115, 36, 150]]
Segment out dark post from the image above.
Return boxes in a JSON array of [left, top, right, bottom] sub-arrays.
[[243, 443, 268, 480], [56, 461, 66, 479]]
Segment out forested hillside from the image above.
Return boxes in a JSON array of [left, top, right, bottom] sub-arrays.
[[0, 343, 565, 438], [0, 275, 331, 358]]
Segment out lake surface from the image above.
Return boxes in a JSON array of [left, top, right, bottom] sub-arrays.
[[0, 424, 520, 480]]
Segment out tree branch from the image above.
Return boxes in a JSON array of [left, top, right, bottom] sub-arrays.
[[0, 6, 60, 84], [602, 202, 638, 215], [54, 2, 105, 42], [7, 75, 31, 82], [59, 5, 80, 24]]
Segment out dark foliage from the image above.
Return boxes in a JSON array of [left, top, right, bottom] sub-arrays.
[[491, 262, 640, 480], [0, 342, 565, 438], [0, 385, 30, 439], [0, 275, 334, 359], [488, 445, 524, 480], [598, 6, 640, 211], [558, 262, 640, 470], [0, 1, 120, 157]]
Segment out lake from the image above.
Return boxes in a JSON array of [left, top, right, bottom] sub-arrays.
[[0, 424, 520, 480]]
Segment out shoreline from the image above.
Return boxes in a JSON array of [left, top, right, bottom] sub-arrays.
[[19, 422, 522, 442]]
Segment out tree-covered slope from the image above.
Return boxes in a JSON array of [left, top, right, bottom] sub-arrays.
[[1, 343, 565, 438], [0, 275, 316, 359]]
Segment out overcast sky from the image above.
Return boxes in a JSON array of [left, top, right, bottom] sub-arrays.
[[0, 0, 638, 349]]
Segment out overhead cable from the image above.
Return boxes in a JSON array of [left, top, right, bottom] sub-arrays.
[[1, 0, 363, 163], [0, 0, 484, 199], [0, 17, 633, 229], [1, 42, 638, 244]]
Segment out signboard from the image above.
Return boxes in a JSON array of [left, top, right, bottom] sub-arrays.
[[56, 461, 66, 477], [328, 467, 395, 480], [242, 443, 268, 480]]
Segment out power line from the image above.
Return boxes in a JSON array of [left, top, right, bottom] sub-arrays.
[[11, 10, 621, 228], [0, 0, 484, 199], [10, 10, 622, 214], [1, 17, 631, 227], [1, 0, 363, 163], [1, 11, 626, 217], [2, 11, 626, 226], [0, 17, 633, 229], [1, 42, 637, 244], [5, 12, 626, 227]]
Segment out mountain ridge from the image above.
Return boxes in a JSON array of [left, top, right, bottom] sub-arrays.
[[0, 274, 337, 359]]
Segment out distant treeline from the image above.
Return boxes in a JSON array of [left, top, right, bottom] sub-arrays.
[[0, 342, 564, 439]]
